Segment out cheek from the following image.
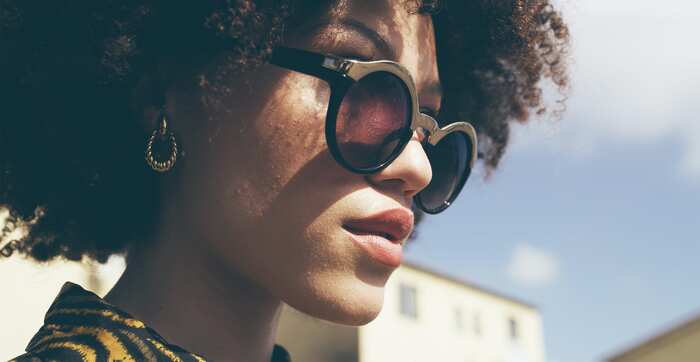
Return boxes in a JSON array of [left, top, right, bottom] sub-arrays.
[[180, 71, 332, 227], [253, 73, 331, 195], [249, 73, 370, 243]]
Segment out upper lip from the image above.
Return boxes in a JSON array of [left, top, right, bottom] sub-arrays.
[[343, 208, 414, 244]]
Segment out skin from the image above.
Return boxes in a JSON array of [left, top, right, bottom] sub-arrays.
[[106, 1, 441, 361]]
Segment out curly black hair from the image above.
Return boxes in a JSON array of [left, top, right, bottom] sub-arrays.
[[0, 0, 569, 262]]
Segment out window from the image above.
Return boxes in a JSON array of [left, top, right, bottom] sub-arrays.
[[473, 312, 482, 336], [454, 307, 464, 331], [509, 317, 519, 340], [399, 283, 418, 319]]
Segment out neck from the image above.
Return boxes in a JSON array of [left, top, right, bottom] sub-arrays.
[[105, 229, 283, 362]]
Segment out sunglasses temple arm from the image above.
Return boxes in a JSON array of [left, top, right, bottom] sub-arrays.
[[269, 47, 342, 81]]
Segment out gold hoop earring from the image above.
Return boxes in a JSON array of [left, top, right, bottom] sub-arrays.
[[145, 112, 179, 173]]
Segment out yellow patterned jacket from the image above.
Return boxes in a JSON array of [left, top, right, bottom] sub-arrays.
[[9, 282, 291, 362]]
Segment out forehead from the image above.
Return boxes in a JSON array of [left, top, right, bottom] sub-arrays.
[[314, 0, 438, 83], [327, 1, 435, 58]]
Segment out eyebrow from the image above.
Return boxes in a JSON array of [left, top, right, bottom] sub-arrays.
[[333, 18, 398, 61], [309, 17, 443, 110]]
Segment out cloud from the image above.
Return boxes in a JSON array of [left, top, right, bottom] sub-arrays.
[[679, 123, 700, 179], [571, 0, 700, 18], [506, 243, 560, 287], [513, 0, 700, 182]]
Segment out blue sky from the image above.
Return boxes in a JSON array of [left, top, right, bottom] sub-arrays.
[[405, 1, 700, 361]]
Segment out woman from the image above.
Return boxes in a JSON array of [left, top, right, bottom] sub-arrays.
[[0, 0, 569, 361]]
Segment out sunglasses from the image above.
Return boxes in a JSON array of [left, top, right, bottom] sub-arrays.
[[269, 47, 477, 214]]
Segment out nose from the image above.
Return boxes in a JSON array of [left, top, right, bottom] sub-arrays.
[[366, 131, 433, 201]]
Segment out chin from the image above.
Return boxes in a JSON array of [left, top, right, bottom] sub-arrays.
[[285, 272, 387, 326]]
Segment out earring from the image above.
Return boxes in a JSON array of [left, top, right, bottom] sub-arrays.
[[145, 111, 179, 173]]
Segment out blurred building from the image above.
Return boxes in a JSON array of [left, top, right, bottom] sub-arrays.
[[0, 254, 125, 361], [607, 312, 700, 362], [276, 261, 545, 362]]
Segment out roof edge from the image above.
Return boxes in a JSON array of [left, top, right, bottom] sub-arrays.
[[604, 309, 700, 362], [400, 259, 538, 310]]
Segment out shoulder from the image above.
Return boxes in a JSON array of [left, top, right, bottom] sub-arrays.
[[13, 281, 208, 362], [10, 347, 87, 362]]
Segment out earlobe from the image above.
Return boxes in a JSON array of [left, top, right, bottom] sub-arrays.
[[131, 72, 165, 133], [130, 60, 184, 135]]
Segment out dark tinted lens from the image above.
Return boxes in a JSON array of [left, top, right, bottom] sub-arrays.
[[417, 132, 473, 213], [335, 72, 411, 169]]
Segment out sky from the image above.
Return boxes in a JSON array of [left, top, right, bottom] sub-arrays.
[[404, 1, 700, 361]]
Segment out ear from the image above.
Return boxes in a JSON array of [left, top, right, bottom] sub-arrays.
[[130, 56, 189, 134], [131, 70, 165, 134]]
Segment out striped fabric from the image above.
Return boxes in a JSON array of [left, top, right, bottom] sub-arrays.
[[10, 282, 291, 362]]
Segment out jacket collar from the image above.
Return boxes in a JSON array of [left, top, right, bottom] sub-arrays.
[[25, 282, 291, 362]]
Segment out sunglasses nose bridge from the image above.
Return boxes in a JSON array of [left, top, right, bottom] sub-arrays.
[[414, 113, 440, 145]]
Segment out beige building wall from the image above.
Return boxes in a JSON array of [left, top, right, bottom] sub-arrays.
[[0, 256, 124, 361], [608, 314, 700, 362], [277, 261, 545, 362], [276, 305, 359, 362], [0, 210, 124, 360], [359, 262, 545, 362]]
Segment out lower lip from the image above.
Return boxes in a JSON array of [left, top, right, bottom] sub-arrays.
[[344, 227, 402, 268]]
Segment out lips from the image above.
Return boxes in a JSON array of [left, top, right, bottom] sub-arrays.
[[343, 208, 414, 244]]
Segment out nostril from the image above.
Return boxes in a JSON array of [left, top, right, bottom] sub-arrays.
[[413, 129, 428, 143], [404, 188, 419, 199], [366, 137, 432, 201]]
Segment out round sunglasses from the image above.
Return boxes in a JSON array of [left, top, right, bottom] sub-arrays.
[[269, 47, 478, 214]]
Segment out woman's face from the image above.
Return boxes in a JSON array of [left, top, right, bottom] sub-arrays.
[[166, 0, 439, 325]]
